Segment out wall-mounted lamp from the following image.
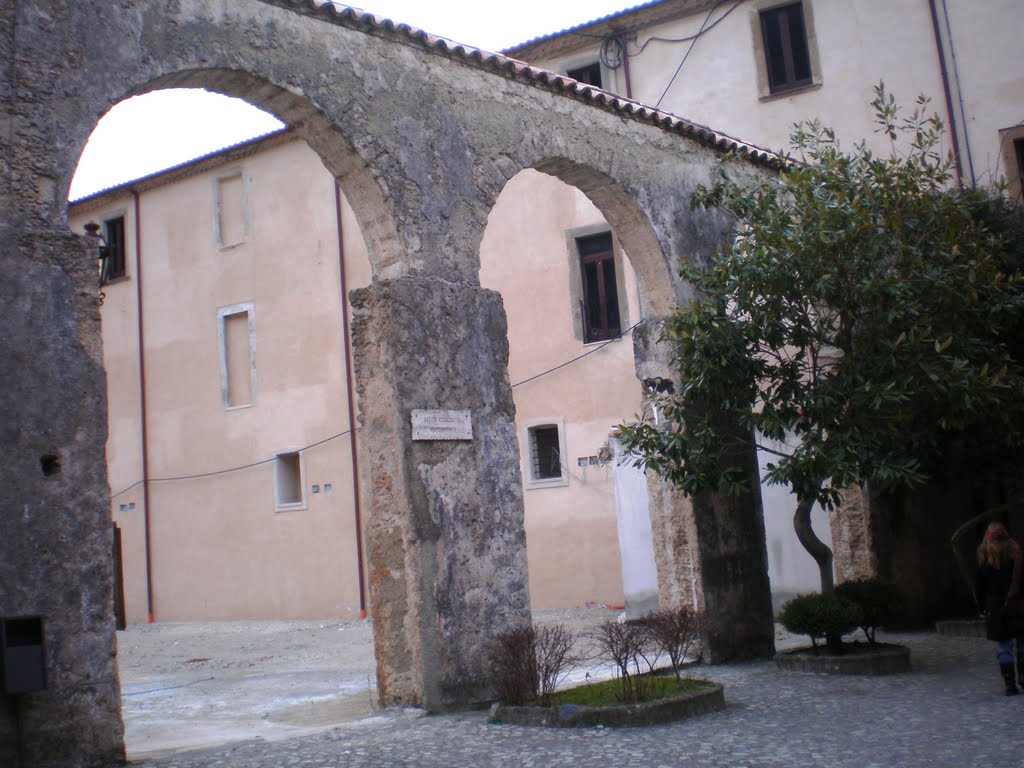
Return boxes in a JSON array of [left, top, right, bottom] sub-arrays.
[[83, 221, 110, 302]]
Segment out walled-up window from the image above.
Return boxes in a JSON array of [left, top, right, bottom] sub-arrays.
[[101, 216, 127, 283], [274, 451, 305, 510], [760, 2, 812, 94], [215, 172, 247, 247], [218, 303, 255, 409], [577, 232, 621, 343]]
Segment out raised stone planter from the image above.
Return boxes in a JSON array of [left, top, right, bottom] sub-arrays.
[[776, 643, 911, 675], [488, 682, 725, 728]]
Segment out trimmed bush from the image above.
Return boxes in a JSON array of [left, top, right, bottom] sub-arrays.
[[778, 593, 863, 651], [835, 578, 907, 643]]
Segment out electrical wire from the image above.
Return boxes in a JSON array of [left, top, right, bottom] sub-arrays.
[[108, 323, 642, 500], [108, 427, 355, 500], [634, 0, 744, 56], [511, 321, 640, 389], [655, 0, 731, 109]]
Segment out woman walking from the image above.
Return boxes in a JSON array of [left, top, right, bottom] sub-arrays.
[[976, 521, 1024, 695]]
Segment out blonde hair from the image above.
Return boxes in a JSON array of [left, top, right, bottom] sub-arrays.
[[977, 521, 1019, 569]]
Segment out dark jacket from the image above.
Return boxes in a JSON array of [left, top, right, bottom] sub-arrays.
[[975, 549, 1023, 642]]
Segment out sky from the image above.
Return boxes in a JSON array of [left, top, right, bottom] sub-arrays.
[[69, 0, 641, 200]]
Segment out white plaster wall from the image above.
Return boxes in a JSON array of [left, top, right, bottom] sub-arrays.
[[535, 0, 1018, 185], [757, 436, 832, 598], [612, 440, 659, 617]]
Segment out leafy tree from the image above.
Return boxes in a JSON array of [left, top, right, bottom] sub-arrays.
[[619, 85, 1024, 598]]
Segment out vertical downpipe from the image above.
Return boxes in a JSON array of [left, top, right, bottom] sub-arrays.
[[133, 191, 155, 623], [335, 183, 368, 620], [927, 0, 966, 187], [619, 33, 634, 100], [939, 0, 975, 186]]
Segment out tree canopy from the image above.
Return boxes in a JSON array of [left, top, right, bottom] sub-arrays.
[[618, 86, 1024, 592]]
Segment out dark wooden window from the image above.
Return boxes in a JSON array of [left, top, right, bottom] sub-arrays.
[[578, 232, 620, 343], [567, 62, 602, 88], [760, 3, 812, 94], [1015, 138, 1024, 190], [101, 216, 126, 283], [529, 425, 562, 481]]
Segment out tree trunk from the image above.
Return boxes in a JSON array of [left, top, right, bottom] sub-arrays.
[[793, 495, 842, 651], [793, 495, 834, 593]]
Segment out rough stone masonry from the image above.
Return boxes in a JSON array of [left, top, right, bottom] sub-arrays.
[[1, 1, 777, 764]]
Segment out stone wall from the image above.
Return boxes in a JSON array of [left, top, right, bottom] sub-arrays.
[[830, 485, 878, 584], [0, 233, 124, 766], [350, 278, 530, 709]]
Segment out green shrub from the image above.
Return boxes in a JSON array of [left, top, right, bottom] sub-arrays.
[[778, 593, 863, 651], [835, 578, 907, 643]]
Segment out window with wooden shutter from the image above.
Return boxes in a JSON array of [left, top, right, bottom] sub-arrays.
[[577, 232, 621, 344], [101, 216, 126, 283], [759, 2, 813, 95], [567, 62, 602, 88]]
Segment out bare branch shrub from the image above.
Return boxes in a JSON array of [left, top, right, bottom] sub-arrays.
[[645, 606, 709, 679], [588, 619, 653, 702], [489, 623, 580, 706], [535, 624, 580, 705], [489, 624, 538, 706]]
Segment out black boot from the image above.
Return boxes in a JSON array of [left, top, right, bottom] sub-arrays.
[[1017, 655, 1024, 688], [1001, 662, 1019, 695]]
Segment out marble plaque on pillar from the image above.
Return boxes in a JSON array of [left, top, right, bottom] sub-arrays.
[[411, 409, 473, 441]]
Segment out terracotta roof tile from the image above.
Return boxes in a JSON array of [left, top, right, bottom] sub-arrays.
[[265, 0, 779, 168]]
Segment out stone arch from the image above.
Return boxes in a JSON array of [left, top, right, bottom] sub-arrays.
[[63, 70, 403, 279], [479, 158, 675, 617], [530, 157, 678, 319], [4, 3, 780, 764], [475, 150, 776, 660]]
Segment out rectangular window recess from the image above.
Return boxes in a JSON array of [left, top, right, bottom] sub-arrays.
[[274, 452, 305, 510], [760, 2, 813, 95], [218, 304, 255, 409], [216, 173, 248, 248]]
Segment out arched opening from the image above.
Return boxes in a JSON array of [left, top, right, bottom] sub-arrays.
[[479, 163, 673, 622], [481, 154, 790, 651], [68, 86, 385, 758]]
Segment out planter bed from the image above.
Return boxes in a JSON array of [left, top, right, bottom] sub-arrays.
[[489, 681, 725, 728], [775, 642, 911, 675]]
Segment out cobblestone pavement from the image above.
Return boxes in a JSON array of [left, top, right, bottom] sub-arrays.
[[133, 631, 1021, 768]]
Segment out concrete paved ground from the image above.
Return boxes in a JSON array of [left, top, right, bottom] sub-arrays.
[[117, 607, 631, 760], [117, 616, 378, 760], [120, 618, 1018, 768]]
